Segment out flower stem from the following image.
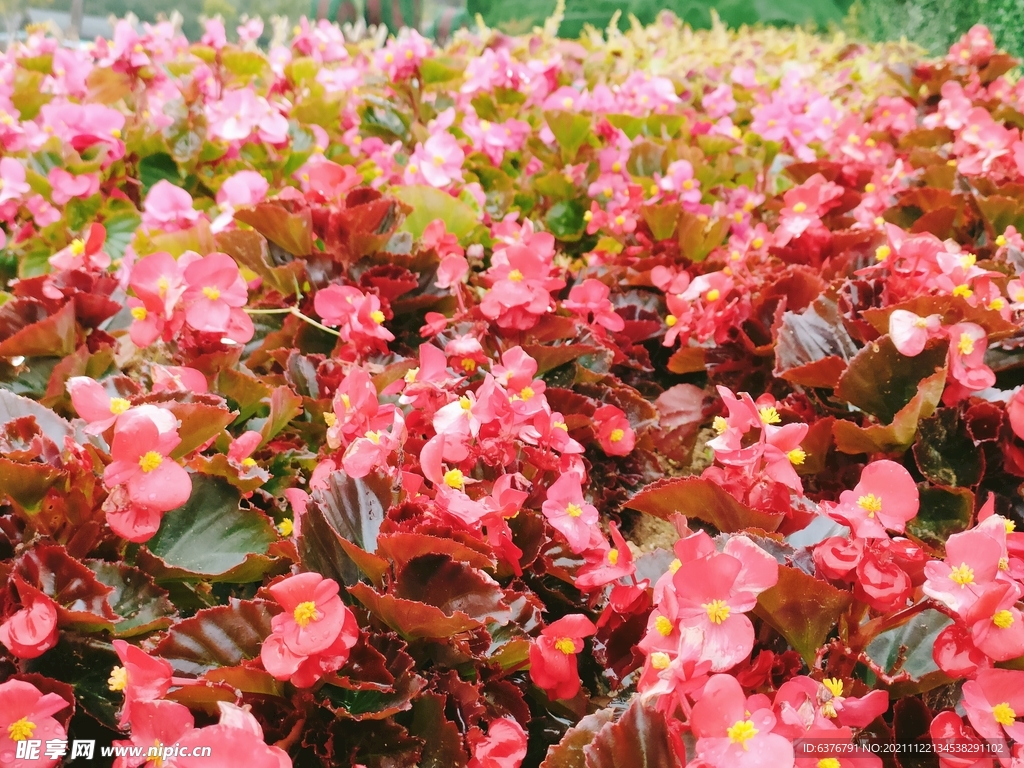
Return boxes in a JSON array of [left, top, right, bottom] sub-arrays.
[[245, 305, 341, 337]]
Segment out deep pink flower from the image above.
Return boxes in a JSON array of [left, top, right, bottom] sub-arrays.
[[0, 680, 72, 768], [529, 614, 596, 700], [141, 180, 199, 231], [564, 279, 625, 332], [260, 572, 359, 688], [48, 167, 99, 206], [964, 582, 1024, 661], [829, 460, 919, 539], [175, 703, 291, 768], [182, 252, 249, 334], [923, 528, 1004, 614], [407, 132, 464, 188], [0, 580, 59, 659], [593, 404, 635, 456], [541, 473, 599, 553], [103, 411, 192, 513], [691, 674, 794, 768], [112, 700, 194, 768], [961, 668, 1024, 742], [67, 376, 134, 434], [49, 222, 109, 272], [468, 718, 528, 768], [109, 639, 174, 728], [947, 323, 995, 392], [575, 522, 636, 590]]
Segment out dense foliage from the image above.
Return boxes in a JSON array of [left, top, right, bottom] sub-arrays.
[[3, 13, 1024, 768]]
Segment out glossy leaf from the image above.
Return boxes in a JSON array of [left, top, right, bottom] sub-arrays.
[[755, 566, 851, 665], [625, 476, 785, 533], [392, 185, 478, 239]]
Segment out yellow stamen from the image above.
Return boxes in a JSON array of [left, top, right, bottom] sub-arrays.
[[655, 615, 673, 636], [202, 286, 221, 301], [822, 678, 844, 697], [758, 406, 781, 425], [554, 421, 568, 431], [459, 396, 472, 411], [607, 549, 619, 565], [952, 284, 973, 299], [791, 202, 807, 213], [130, 306, 148, 321], [702, 599, 730, 624], [462, 358, 477, 372], [1000, 557, 1010, 571], [957, 332, 976, 355], [864, 183, 876, 193], [324, 412, 337, 427], [713, 416, 728, 435], [555, 637, 576, 655], [370, 310, 385, 324], [994, 610, 1015, 629], [665, 314, 677, 327], [819, 759, 841, 768], [7, 718, 36, 742], [507, 269, 524, 282], [993, 703, 1016, 726], [365, 430, 381, 444], [875, 245, 891, 261], [668, 558, 681, 574], [108, 666, 127, 691], [950, 563, 974, 586], [566, 502, 583, 518], [519, 386, 535, 401], [293, 601, 319, 627], [277, 518, 294, 536], [404, 367, 419, 384], [109, 397, 131, 415], [615, 215, 625, 226], [651, 651, 671, 669], [727, 719, 758, 749], [1007, 520, 1016, 533], [997, 234, 1008, 247], [610, 428, 625, 443], [857, 494, 882, 517], [706, 289, 721, 302], [69, 238, 86, 256], [444, 469, 465, 490], [682, 179, 694, 190], [138, 451, 163, 473], [788, 448, 806, 465], [241, 457, 257, 467]]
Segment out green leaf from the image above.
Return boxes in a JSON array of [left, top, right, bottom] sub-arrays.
[[913, 409, 984, 488], [420, 57, 465, 84], [755, 566, 851, 665], [258, 386, 303, 446], [907, 485, 974, 548], [138, 153, 181, 193], [86, 560, 177, 637], [29, 636, 121, 728], [625, 476, 784, 533], [144, 475, 278, 580], [103, 210, 142, 262], [540, 710, 616, 768], [545, 200, 586, 241], [234, 203, 313, 256], [151, 598, 276, 676], [392, 185, 478, 240], [167, 402, 236, 459], [584, 700, 678, 768], [544, 110, 592, 162], [863, 608, 952, 695]]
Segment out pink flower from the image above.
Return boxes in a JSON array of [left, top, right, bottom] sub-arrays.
[[574, 522, 636, 590], [109, 639, 174, 728], [175, 703, 291, 768], [964, 582, 1024, 661], [923, 528, 1004, 614], [67, 376, 134, 434], [112, 700, 194, 768], [182, 252, 252, 341], [541, 473, 599, 552], [961, 668, 1024, 742], [0, 157, 31, 206], [888, 310, 942, 357], [564, 279, 624, 332], [103, 411, 192, 513], [593, 404, 635, 456], [0, 680, 72, 768], [691, 674, 794, 768], [47, 167, 99, 206], [0, 580, 59, 659], [828, 460, 919, 539], [49, 222, 110, 272], [141, 180, 200, 231], [260, 572, 360, 688], [529, 614, 596, 700], [468, 718, 528, 768], [674, 536, 779, 671], [407, 132, 464, 188], [947, 323, 995, 392], [130, 251, 187, 315], [774, 174, 843, 247]]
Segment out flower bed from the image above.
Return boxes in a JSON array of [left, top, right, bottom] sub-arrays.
[[1, 13, 1024, 768]]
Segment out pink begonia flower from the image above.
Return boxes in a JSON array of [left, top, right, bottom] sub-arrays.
[[376, 29, 432, 80], [260, 572, 359, 688], [237, 17, 263, 43], [407, 131, 465, 188], [342, 410, 406, 479], [142, 180, 200, 231], [564, 279, 625, 332], [888, 310, 942, 357], [774, 173, 844, 247], [0, 157, 31, 206], [593, 404, 635, 456], [228, 430, 263, 466], [175, 702, 291, 768], [130, 251, 187, 315], [151, 365, 208, 394], [111, 700, 194, 768], [182, 252, 253, 342], [529, 614, 596, 700], [109, 639, 174, 728], [674, 536, 779, 672], [658, 160, 702, 206], [0, 581, 59, 659], [313, 285, 395, 349], [923, 528, 1004, 614], [49, 222, 110, 272], [961, 668, 1024, 743], [964, 582, 1024, 661], [574, 521, 636, 590], [827, 460, 919, 539], [0, 680, 72, 768], [67, 376, 134, 434], [541, 473, 599, 552], [47, 167, 99, 206], [207, 89, 288, 145], [480, 239, 565, 331], [929, 710, 992, 768], [212, 170, 269, 231], [468, 718, 528, 768], [947, 322, 995, 392], [691, 674, 794, 768], [103, 411, 192, 513]]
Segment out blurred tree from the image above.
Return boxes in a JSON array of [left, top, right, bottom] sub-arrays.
[[203, 0, 238, 25]]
